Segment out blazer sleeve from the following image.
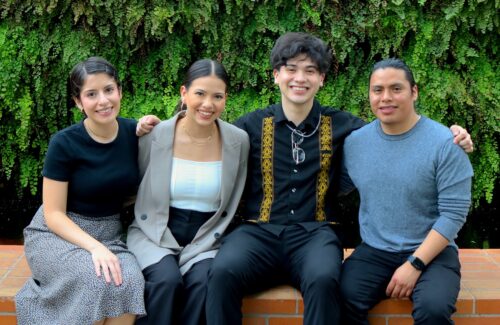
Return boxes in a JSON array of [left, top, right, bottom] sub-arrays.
[[137, 127, 157, 179], [234, 130, 250, 203]]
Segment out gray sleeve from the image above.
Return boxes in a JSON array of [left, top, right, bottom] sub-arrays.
[[432, 139, 474, 241]]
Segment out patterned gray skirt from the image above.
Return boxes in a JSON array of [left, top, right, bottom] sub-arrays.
[[15, 206, 146, 325]]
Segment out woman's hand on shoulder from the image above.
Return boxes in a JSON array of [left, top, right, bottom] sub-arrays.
[[136, 115, 161, 136], [89, 243, 123, 286]]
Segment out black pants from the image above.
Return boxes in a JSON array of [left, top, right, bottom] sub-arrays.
[[340, 243, 461, 325], [136, 207, 213, 325], [206, 223, 343, 325]]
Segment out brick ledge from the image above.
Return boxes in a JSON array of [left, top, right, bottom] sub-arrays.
[[1, 246, 500, 325]]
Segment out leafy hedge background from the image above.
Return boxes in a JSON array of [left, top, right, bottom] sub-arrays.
[[0, 0, 498, 247]]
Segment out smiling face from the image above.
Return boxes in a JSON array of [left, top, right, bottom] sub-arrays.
[[273, 54, 325, 111], [369, 67, 419, 135], [74, 73, 122, 126], [181, 74, 227, 127]]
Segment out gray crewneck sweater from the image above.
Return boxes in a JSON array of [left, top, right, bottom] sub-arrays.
[[344, 116, 473, 252]]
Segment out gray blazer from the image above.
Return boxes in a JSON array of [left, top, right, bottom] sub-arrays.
[[127, 113, 249, 274]]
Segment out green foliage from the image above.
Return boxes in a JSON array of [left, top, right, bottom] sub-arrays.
[[0, 1, 498, 212]]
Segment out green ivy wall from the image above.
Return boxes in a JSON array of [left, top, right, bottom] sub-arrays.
[[0, 1, 499, 243]]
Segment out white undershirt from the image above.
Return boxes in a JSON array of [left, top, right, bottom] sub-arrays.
[[170, 157, 222, 212]]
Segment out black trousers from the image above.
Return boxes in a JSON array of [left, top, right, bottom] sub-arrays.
[[206, 223, 343, 325], [340, 243, 461, 325], [136, 207, 213, 325]]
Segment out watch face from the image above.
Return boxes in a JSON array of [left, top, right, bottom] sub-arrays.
[[408, 255, 425, 270]]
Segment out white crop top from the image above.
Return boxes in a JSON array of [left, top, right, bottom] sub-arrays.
[[170, 157, 222, 212]]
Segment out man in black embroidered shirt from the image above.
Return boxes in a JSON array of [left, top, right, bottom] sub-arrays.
[[206, 32, 365, 325]]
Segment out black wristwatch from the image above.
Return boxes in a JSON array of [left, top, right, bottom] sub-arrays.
[[407, 255, 426, 271]]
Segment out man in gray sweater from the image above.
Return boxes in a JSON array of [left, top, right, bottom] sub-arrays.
[[340, 58, 473, 324]]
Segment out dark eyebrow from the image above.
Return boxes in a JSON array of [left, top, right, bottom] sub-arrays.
[[285, 63, 319, 70], [84, 82, 115, 91], [371, 82, 406, 89], [392, 82, 405, 87]]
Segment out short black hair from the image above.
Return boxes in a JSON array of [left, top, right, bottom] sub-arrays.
[[370, 58, 416, 88], [270, 32, 332, 74], [69, 57, 120, 99]]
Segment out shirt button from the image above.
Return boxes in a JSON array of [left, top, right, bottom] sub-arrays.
[[293, 169, 298, 173], [290, 210, 295, 215], [140, 214, 147, 220], [292, 188, 296, 193], [214, 232, 221, 239]]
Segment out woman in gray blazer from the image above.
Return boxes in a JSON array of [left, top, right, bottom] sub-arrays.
[[127, 59, 249, 325]]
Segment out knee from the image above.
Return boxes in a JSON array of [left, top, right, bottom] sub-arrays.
[[208, 254, 245, 287], [120, 270, 146, 293], [208, 260, 235, 288], [72, 263, 106, 290], [186, 268, 209, 290], [303, 269, 339, 293], [413, 296, 455, 323], [146, 271, 183, 293]]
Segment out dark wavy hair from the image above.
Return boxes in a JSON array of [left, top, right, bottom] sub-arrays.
[[270, 32, 332, 74]]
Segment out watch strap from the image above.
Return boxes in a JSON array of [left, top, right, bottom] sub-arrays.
[[407, 255, 426, 271]]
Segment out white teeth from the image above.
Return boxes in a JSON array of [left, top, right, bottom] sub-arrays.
[[199, 111, 212, 116], [97, 108, 111, 113], [293, 87, 307, 91]]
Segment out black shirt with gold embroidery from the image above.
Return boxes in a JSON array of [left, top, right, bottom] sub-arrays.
[[234, 100, 365, 236]]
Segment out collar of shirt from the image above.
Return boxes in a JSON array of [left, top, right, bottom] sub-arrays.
[[274, 100, 322, 134]]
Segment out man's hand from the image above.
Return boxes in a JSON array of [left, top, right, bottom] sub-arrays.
[[450, 125, 473, 153], [136, 115, 161, 136], [385, 262, 422, 298]]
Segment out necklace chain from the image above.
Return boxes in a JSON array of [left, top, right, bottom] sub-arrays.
[[285, 113, 322, 137], [182, 123, 215, 146], [84, 120, 119, 143]]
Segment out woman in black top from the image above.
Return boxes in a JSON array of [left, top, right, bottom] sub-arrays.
[[15, 57, 145, 325]]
